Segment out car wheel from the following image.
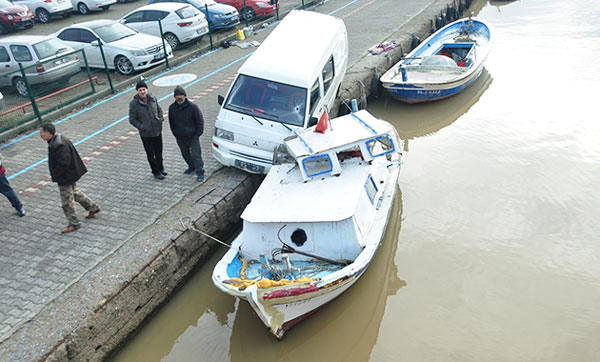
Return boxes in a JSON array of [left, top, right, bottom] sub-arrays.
[[164, 33, 180, 50], [241, 7, 255, 21], [77, 2, 89, 15], [36, 8, 50, 23], [13, 77, 29, 97], [115, 56, 134, 75]]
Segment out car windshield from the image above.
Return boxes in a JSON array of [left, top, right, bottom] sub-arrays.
[[224, 74, 308, 127], [94, 23, 137, 43], [0, 0, 13, 7], [33, 38, 71, 60], [187, 0, 216, 8]]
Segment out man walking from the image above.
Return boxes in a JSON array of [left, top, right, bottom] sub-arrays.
[[129, 80, 167, 180], [39, 124, 101, 233], [168, 86, 205, 181], [0, 151, 25, 217]]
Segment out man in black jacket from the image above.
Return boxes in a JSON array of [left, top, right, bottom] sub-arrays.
[[129, 80, 167, 180], [168, 86, 205, 181], [40, 124, 101, 233]]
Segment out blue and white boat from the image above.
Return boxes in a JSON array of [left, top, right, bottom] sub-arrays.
[[212, 110, 401, 339], [380, 16, 493, 103]]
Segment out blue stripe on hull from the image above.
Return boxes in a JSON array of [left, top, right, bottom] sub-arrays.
[[385, 67, 483, 103]]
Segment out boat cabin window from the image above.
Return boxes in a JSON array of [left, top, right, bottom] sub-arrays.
[[291, 228, 307, 247], [364, 174, 378, 204], [337, 147, 363, 162], [365, 134, 396, 158], [302, 154, 333, 178], [322, 56, 335, 94], [224, 74, 307, 126]]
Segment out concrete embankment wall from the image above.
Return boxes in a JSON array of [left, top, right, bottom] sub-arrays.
[[0, 1, 471, 361]]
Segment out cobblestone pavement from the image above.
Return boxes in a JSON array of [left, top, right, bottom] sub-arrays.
[[0, 0, 433, 343]]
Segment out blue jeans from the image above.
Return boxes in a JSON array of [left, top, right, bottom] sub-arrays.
[[0, 171, 22, 211], [175, 136, 204, 176]]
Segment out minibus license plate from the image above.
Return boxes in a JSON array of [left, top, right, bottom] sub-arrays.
[[235, 160, 264, 173]]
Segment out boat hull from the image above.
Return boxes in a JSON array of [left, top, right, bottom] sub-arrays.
[[384, 64, 484, 103]]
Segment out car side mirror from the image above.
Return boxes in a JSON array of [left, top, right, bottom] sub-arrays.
[[217, 94, 224, 106], [308, 117, 318, 127], [91, 40, 101, 47]]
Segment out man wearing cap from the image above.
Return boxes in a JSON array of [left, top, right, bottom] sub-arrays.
[[129, 80, 167, 180], [168, 85, 205, 181]]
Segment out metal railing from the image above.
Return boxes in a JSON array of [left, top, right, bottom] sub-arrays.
[[0, 0, 320, 136]]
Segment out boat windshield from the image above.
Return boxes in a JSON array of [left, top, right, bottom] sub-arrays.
[[224, 74, 308, 127]]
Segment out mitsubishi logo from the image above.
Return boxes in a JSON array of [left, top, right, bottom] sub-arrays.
[[252, 141, 259, 147]]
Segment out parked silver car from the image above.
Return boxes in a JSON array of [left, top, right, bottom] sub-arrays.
[[0, 35, 80, 96]]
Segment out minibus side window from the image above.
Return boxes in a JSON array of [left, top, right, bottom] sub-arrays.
[[309, 79, 320, 116], [322, 56, 335, 94]]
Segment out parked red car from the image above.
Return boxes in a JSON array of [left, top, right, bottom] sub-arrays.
[[215, 0, 277, 21], [0, 0, 34, 34]]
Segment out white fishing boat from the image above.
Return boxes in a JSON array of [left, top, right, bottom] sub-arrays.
[[212, 109, 402, 339]]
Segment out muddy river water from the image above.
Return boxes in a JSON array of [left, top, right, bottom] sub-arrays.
[[111, 1, 600, 361]]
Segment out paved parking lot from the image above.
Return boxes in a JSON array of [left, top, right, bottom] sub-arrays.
[[0, 0, 442, 349]]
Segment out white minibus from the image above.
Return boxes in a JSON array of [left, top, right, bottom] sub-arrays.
[[212, 10, 348, 174]]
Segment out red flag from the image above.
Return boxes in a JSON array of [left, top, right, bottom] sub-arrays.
[[314, 109, 328, 133]]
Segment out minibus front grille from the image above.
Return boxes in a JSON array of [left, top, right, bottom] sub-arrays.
[[230, 150, 273, 165]]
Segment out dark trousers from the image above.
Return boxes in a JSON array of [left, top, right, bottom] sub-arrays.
[[140, 135, 164, 175], [0, 171, 22, 211], [175, 136, 204, 176]]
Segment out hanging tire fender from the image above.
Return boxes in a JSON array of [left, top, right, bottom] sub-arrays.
[[371, 72, 383, 99]]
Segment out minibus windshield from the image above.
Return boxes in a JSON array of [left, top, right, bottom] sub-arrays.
[[224, 74, 308, 127]]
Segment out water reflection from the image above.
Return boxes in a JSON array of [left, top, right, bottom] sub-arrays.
[[370, 69, 492, 151], [229, 192, 405, 362], [110, 247, 236, 362]]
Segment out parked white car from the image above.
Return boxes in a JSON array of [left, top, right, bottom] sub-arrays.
[[12, 0, 72, 23], [120, 3, 208, 50], [0, 35, 80, 96], [55, 20, 173, 75], [70, 0, 115, 15]]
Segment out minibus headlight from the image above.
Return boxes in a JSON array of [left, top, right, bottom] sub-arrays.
[[215, 128, 234, 141]]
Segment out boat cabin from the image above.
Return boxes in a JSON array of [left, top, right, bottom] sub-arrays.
[[238, 111, 400, 268]]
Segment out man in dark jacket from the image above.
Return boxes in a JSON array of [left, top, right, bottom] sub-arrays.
[[168, 86, 205, 181], [129, 80, 167, 180], [40, 124, 101, 233], [0, 151, 25, 217]]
